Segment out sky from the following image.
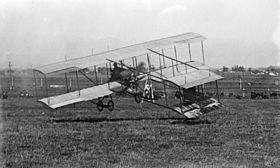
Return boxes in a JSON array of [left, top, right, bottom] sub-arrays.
[[0, 0, 279, 69]]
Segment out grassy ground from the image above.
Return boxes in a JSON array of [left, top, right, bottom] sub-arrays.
[[1, 98, 280, 167]]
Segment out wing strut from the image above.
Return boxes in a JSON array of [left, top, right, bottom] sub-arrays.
[[134, 56, 138, 68], [106, 63, 110, 88], [174, 46, 179, 71], [94, 65, 98, 85], [147, 48, 199, 70], [178, 86, 183, 112], [188, 43, 192, 61], [158, 53, 163, 77], [75, 70, 80, 96], [44, 75, 48, 97], [201, 41, 205, 64], [171, 60, 175, 77], [215, 80, 220, 102], [163, 80, 168, 106], [132, 57, 135, 68], [146, 53, 151, 72], [33, 70, 38, 99], [162, 49, 166, 68], [65, 73, 69, 92]]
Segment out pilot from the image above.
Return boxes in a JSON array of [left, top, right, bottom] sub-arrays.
[[109, 63, 126, 82]]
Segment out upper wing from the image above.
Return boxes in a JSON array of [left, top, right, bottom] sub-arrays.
[[39, 82, 122, 109], [34, 32, 205, 75]]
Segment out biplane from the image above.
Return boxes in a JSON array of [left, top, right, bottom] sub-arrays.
[[33, 32, 223, 119]]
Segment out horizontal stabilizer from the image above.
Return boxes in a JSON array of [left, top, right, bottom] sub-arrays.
[[171, 98, 222, 118], [39, 82, 122, 109], [200, 98, 223, 113], [172, 103, 202, 118]]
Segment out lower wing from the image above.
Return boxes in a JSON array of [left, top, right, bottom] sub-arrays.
[[39, 82, 122, 109]]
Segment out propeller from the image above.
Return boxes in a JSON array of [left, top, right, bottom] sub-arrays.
[[135, 61, 146, 74], [120, 61, 146, 79]]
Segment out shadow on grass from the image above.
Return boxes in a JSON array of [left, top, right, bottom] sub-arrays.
[[52, 117, 214, 125], [171, 118, 214, 125]]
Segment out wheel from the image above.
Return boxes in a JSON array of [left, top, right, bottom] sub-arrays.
[[134, 94, 142, 103], [145, 89, 150, 96], [144, 89, 151, 99], [97, 101, 103, 111], [107, 100, 114, 111], [129, 82, 135, 89]]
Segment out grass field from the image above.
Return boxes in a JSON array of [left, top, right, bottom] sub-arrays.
[[1, 97, 280, 167]]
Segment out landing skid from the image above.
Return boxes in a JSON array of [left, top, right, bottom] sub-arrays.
[[134, 94, 156, 103]]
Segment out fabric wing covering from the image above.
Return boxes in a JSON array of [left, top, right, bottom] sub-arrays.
[[39, 82, 122, 109], [34, 32, 205, 75]]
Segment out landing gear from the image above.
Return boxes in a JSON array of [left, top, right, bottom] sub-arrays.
[[142, 78, 154, 102], [97, 100, 104, 111], [134, 79, 155, 103], [134, 93, 142, 103], [95, 95, 115, 111], [107, 100, 114, 111]]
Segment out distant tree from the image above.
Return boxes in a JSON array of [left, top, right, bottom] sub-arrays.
[[0, 70, 5, 76], [7, 69, 14, 74], [267, 66, 275, 72], [238, 66, 245, 72], [232, 65, 238, 72], [251, 69, 262, 74], [222, 66, 229, 72], [248, 67, 252, 72], [232, 65, 245, 72]]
